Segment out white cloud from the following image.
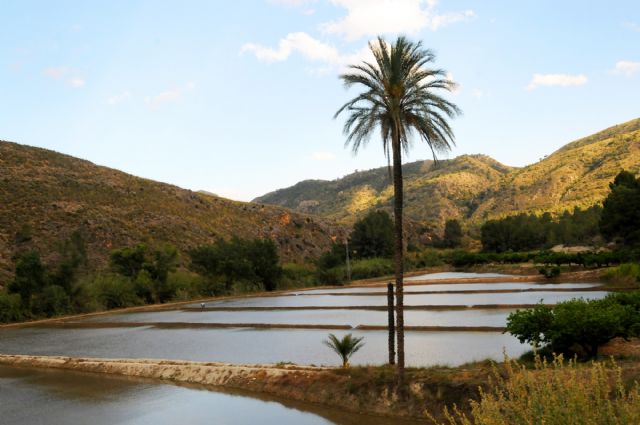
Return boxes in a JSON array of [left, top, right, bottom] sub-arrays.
[[145, 90, 181, 109], [472, 88, 483, 98], [67, 78, 85, 88], [43, 66, 68, 79], [269, 0, 315, 6], [242, 32, 374, 75], [107, 91, 131, 105], [623, 21, 640, 32], [320, 0, 475, 40], [311, 151, 336, 161], [43, 67, 85, 89], [526, 73, 588, 90], [241, 32, 341, 63], [612, 60, 640, 76], [144, 82, 195, 109]]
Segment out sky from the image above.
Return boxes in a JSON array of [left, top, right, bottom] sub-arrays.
[[1, 1, 639, 201]]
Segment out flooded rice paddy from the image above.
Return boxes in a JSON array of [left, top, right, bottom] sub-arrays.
[[0, 272, 609, 424], [0, 273, 606, 368]]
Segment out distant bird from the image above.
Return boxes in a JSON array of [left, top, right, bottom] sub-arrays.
[[200, 302, 205, 310]]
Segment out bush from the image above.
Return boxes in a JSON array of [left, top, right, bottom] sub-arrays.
[[605, 263, 640, 284], [33, 285, 71, 317], [350, 210, 394, 259], [412, 248, 445, 268], [316, 266, 347, 285], [0, 292, 26, 323], [87, 274, 141, 310], [350, 258, 393, 280], [441, 219, 463, 248], [189, 237, 282, 292], [280, 263, 317, 289], [165, 270, 205, 300], [507, 292, 640, 358], [430, 356, 640, 424], [538, 266, 561, 279]]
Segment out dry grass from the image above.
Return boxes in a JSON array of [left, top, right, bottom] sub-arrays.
[[429, 355, 640, 425]]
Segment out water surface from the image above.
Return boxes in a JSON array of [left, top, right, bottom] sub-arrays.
[[79, 308, 515, 328], [405, 272, 514, 281], [0, 327, 528, 368], [205, 291, 608, 308], [0, 365, 404, 425], [297, 282, 601, 295]]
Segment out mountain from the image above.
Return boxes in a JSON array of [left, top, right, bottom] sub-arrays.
[[473, 118, 640, 220], [255, 118, 640, 228], [0, 142, 343, 284], [255, 155, 512, 227]]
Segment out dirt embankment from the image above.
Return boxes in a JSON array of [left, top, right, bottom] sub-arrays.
[[0, 354, 486, 421]]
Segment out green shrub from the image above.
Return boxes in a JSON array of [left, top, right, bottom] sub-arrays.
[[165, 270, 205, 300], [317, 266, 346, 285], [0, 292, 26, 323], [538, 265, 561, 279], [280, 263, 317, 289], [507, 293, 640, 358], [605, 263, 640, 284], [189, 237, 281, 292], [33, 285, 71, 317], [413, 248, 444, 268], [87, 274, 141, 310], [350, 210, 394, 259], [350, 258, 393, 280]]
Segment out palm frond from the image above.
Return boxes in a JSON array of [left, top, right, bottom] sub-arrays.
[[334, 36, 460, 161]]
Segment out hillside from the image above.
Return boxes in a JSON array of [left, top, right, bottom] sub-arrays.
[[473, 118, 640, 220], [255, 155, 512, 226], [255, 118, 640, 229], [0, 142, 343, 284]]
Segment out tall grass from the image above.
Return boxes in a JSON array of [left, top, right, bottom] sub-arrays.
[[429, 355, 640, 425], [604, 263, 640, 285]]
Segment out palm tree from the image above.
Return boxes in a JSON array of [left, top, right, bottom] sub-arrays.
[[323, 333, 365, 368], [335, 36, 460, 385]]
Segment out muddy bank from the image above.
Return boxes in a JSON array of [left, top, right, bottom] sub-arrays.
[[0, 354, 485, 421]]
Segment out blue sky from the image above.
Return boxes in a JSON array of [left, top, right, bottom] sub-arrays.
[[1, 1, 638, 201]]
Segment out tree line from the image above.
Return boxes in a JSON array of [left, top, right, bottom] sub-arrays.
[[0, 235, 283, 323], [480, 170, 640, 252]]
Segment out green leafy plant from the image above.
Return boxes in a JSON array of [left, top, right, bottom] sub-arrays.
[[323, 333, 365, 368], [507, 292, 640, 358]]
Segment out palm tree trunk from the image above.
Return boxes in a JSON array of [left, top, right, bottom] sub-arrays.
[[391, 136, 405, 386], [387, 282, 395, 365]]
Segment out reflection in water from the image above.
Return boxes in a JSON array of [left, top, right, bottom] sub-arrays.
[[0, 365, 411, 425]]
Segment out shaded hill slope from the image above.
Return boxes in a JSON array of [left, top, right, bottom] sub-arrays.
[[0, 142, 342, 284]]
